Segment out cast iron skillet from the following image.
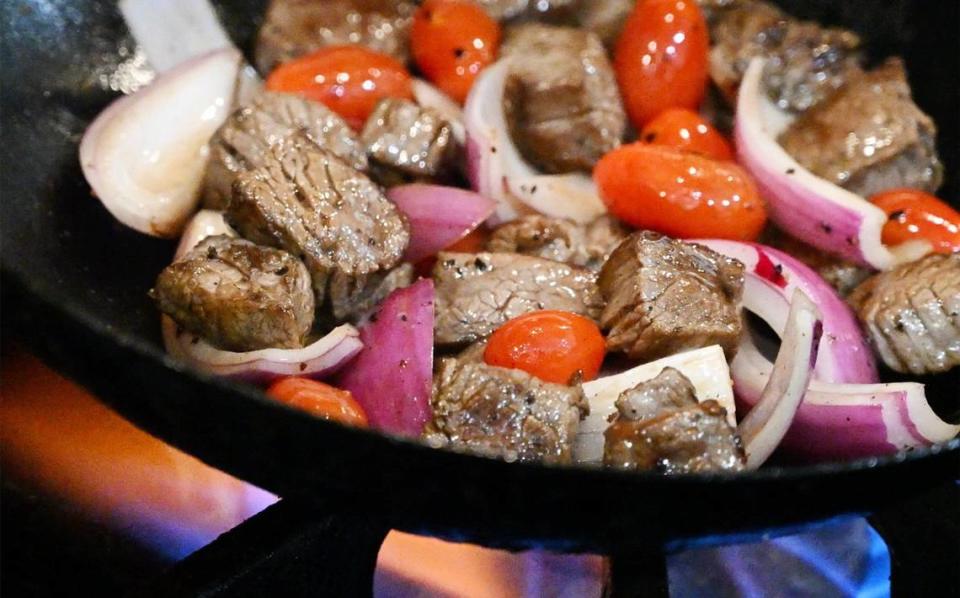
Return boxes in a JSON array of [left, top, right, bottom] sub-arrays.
[[2, 0, 958, 554]]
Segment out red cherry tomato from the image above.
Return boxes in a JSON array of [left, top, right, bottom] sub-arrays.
[[640, 108, 733, 161], [870, 188, 960, 254], [266, 377, 368, 427], [265, 46, 413, 129], [484, 311, 606, 384], [411, 0, 501, 104], [614, 0, 709, 128], [594, 143, 767, 241], [414, 226, 491, 277]]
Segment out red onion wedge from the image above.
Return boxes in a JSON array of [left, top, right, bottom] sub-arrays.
[[160, 210, 363, 383], [734, 334, 960, 461], [386, 185, 496, 263], [697, 239, 877, 384], [80, 48, 243, 238], [336, 279, 435, 437], [463, 60, 607, 225], [575, 346, 736, 465], [412, 79, 466, 145], [735, 58, 931, 270], [737, 290, 822, 468]]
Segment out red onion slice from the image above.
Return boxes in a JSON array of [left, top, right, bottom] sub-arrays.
[[735, 58, 931, 270], [737, 290, 822, 468], [386, 185, 496, 263], [697, 239, 877, 383], [336, 279, 435, 437], [160, 210, 363, 384], [80, 49, 242, 238], [162, 318, 362, 384], [733, 335, 960, 460], [463, 60, 607, 225]]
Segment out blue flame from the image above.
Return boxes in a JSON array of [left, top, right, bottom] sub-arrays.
[[668, 517, 890, 597]]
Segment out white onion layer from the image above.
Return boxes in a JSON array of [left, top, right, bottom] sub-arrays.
[[80, 49, 242, 238], [575, 346, 736, 465], [119, 0, 233, 73]]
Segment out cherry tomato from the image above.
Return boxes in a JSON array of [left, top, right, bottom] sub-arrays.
[[266, 377, 368, 427], [594, 143, 767, 241], [484, 311, 606, 384], [870, 188, 960, 254], [265, 46, 413, 129], [445, 226, 491, 253], [414, 226, 491, 277], [411, 0, 501, 104], [640, 108, 733, 161], [614, 0, 709, 128]]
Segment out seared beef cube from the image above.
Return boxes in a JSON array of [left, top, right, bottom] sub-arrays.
[[709, 1, 861, 112], [424, 358, 588, 464], [848, 254, 960, 375], [778, 59, 943, 197], [204, 92, 367, 210], [152, 235, 314, 352], [599, 231, 744, 361], [229, 146, 409, 307], [328, 263, 413, 322], [486, 215, 627, 271], [433, 252, 604, 345], [360, 98, 457, 180], [500, 24, 625, 174], [604, 368, 745, 474], [254, 0, 415, 74], [577, 0, 634, 47], [583, 216, 631, 270]]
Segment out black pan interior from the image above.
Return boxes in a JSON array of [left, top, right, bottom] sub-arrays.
[[2, 0, 958, 552]]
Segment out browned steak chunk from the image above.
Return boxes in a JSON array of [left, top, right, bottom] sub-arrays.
[[360, 98, 457, 180], [709, 0, 861, 112], [604, 367, 745, 474], [152, 235, 314, 352], [204, 92, 367, 210], [577, 0, 634, 47], [228, 146, 409, 307], [424, 357, 588, 464], [500, 23, 625, 174], [599, 231, 744, 361], [433, 252, 604, 346], [254, 0, 415, 74], [778, 59, 943, 197], [486, 215, 628, 271], [848, 254, 960, 375], [328, 263, 413, 322]]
